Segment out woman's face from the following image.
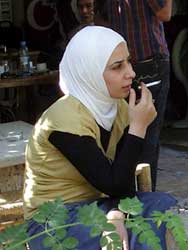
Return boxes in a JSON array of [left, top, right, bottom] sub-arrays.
[[103, 42, 136, 99]]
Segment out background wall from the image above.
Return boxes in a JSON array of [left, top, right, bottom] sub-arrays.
[[12, 0, 24, 27]]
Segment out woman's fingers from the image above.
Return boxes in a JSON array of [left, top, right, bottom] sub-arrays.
[[139, 82, 153, 103], [128, 82, 157, 138], [129, 88, 136, 107], [129, 83, 153, 105]]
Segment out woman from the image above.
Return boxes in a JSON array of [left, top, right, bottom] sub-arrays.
[[24, 26, 176, 250]]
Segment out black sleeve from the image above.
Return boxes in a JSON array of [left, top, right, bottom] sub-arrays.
[[49, 131, 144, 198]]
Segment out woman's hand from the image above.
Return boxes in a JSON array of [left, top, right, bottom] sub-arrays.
[[128, 83, 157, 138], [102, 210, 129, 250]]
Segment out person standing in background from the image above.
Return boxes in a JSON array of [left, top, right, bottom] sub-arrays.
[[118, 0, 172, 191], [94, 0, 172, 191], [76, 0, 94, 25], [45, 0, 94, 68], [68, 0, 94, 40]]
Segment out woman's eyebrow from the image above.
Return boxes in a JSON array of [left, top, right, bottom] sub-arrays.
[[109, 59, 125, 67], [109, 55, 131, 67], [108, 59, 126, 68]]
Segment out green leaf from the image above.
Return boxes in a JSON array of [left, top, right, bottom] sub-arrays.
[[100, 235, 109, 247], [103, 222, 116, 232], [62, 237, 79, 249], [90, 226, 103, 237], [48, 208, 68, 228], [100, 233, 122, 250], [105, 240, 122, 250], [108, 232, 121, 241], [33, 212, 47, 223], [55, 228, 67, 240], [77, 202, 106, 226], [113, 241, 123, 249], [77, 201, 109, 238], [0, 223, 28, 250], [118, 196, 143, 215], [126, 215, 162, 250], [51, 243, 64, 250], [33, 198, 68, 226], [154, 211, 188, 250], [43, 236, 56, 247], [106, 242, 112, 250], [33, 201, 56, 223]]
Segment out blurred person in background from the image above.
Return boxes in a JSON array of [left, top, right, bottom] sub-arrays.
[[68, 0, 94, 39], [76, 0, 94, 25], [94, 0, 173, 191]]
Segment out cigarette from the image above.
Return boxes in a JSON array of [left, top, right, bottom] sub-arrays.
[[138, 80, 161, 89], [146, 80, 161, 87]]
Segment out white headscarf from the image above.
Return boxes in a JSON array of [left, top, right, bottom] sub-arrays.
[[59, 26, 126, 131]]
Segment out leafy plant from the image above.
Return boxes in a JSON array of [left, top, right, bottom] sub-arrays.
[[0, 197, 187, 250]]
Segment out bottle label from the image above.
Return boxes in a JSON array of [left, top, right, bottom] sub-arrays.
[[20, 56, 29, 65]]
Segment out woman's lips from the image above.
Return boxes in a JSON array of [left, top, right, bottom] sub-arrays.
[[122, 84, 131, 90]]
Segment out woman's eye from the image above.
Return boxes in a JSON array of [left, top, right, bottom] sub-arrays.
[[113, 64, 122, 70]]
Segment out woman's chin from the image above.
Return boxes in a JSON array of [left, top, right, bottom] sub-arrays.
[[121, 91, 130, 99], [110, 90, 130, 99], [113, 94, 129, 99]]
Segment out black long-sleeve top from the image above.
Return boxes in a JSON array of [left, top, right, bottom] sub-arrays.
[[49, 126, 144, 198]]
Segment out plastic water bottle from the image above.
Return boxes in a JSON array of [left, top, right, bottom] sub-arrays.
[[19, 41, 30, 76]]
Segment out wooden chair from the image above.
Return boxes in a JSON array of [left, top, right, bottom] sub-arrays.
[[0, 164, 24, 231], [135, 163, 152, 192]]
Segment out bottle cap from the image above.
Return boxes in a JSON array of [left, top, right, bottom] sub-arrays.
[[20, 41, 26, 46]]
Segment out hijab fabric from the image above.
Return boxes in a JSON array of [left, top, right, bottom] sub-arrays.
[[59, 26, 125, 131]]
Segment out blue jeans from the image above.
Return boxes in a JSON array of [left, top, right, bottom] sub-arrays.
[[27, 192, 176, 250]]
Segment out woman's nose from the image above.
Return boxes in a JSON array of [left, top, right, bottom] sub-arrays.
[[131, 68, 136, 79], [126, 64, 136, 79]]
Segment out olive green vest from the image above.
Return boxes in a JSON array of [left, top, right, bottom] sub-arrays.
[[23, 95, 129, 219]]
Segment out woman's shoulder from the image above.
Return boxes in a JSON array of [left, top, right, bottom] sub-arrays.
[[42, 95, 98, 137], [52, 95, 95, 121]]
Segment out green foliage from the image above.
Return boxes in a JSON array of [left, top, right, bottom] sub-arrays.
[[77, 202, 122, 249], [0, 197, 187, 250], [0, 224, 28, 250], [33, 197, 68, 227], [152, 210, 187, 250], [118, 196, 143, 215], [126, 216, 161, 250]]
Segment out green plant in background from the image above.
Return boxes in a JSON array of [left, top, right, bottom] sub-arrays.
[[0, 197, 187, 250]]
